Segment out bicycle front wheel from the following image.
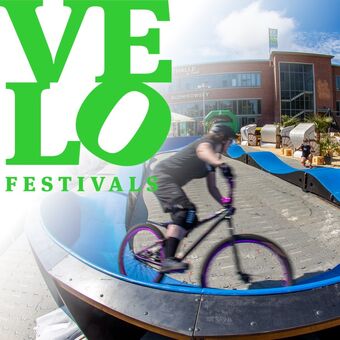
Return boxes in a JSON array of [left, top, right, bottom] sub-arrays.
[[118, 223, 165, 283], [201, 234, 293, 289]]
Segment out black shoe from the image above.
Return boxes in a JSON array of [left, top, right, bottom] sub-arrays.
[[160, 258, 189, 273]]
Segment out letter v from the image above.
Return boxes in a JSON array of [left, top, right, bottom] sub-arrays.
[[91, 176, 106, 192], [0, 0, 89, 83]]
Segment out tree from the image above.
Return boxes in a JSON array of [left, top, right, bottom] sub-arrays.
[[306, 113, 333, 143]]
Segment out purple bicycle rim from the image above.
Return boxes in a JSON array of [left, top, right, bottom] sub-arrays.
[[120, 226, 165, 281], [202, 238, 290, 288]]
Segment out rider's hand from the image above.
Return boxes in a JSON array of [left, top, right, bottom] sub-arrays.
[[219, 163, 233, 179]]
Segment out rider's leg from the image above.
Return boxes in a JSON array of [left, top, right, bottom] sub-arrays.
[[307, 154, 313, 168], [160, 207, 197, 273], [152, 176, 196, 272], [165, 224, 187, 258]]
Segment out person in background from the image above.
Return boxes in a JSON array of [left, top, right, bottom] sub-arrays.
[[297, 138, 314, 168]]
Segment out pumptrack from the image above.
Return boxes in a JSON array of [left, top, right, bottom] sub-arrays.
[[227, 144, 340, 205], [27, 138, 340, 339]]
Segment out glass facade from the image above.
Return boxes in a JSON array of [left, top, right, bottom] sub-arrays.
[[280, 63, 314, 117], [170, 99, 261, 118], [336, 76, 340, 91], [163, 72, 261, 93], [336, 101, 340, 114]]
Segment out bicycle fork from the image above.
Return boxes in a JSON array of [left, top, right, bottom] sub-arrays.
[[226, 217, 251, 284]]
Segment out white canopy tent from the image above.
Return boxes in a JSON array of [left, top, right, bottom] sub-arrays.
[[260, 124, 280, 148], [289, 123, 316, 157], [280, 125, 296, 149], [240, 124, 257, 145], [169, 112, 196, 136], [171, 112, 195, 123]]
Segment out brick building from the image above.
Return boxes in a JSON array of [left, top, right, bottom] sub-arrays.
[[159, 51, 340, 132]]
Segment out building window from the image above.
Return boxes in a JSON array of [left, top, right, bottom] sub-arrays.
[[168, 72, 261, 92], [336, 101, 340, 114], [280, 63, 314, 117], [220, 100, 237, 112], [238, 99, 261, 115], [221, 72, 261, 88], [170, 99, 261, 118], [336, 76, 340, 91]]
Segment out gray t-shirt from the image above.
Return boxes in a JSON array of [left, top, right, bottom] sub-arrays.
[[153, 137, 219, 186]]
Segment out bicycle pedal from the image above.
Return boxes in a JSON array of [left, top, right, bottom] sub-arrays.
[[159, 260, 189, 273], [161, 267, 188, 274]]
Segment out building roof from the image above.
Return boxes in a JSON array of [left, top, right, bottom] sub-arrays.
[[270, 50, 334, 59], [173, 59, 269, 70], [174, 51, 336, 72]]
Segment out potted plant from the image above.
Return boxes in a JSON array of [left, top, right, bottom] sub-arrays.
[[319, 135, 340, 165]]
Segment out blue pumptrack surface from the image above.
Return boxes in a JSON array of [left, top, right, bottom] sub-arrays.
[[159, 136, 199, 153], [247, 151, 297, 174], [227, 144, 340, 203], [41, 139, 340, 296], [227, 143, 247, 159], [305, 167, 340, 202]]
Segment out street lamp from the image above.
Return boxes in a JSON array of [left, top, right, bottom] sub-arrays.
[[197, 82, 211, 118], [197, 82, 211, 135]]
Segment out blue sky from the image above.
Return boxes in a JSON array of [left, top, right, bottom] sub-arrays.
[[265, 0, 339, 33], [164, 0, 340, 65]]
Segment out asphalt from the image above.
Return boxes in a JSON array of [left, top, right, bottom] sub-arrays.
[[0, 149, 339, 339]]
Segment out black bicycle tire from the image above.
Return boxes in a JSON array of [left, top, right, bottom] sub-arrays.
[[201, 234, 294, 288], [118, 223, 165, 283]]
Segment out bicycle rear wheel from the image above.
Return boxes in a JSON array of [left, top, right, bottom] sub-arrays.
[[201, 234, 293, 289], [118, 223, 165, 283]]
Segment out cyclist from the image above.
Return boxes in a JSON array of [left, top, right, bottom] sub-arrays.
[[152, 123, 235, 273]]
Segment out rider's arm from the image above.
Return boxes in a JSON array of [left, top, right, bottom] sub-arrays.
[[196, 142, 224, 167], [206, 172, 223, 204]]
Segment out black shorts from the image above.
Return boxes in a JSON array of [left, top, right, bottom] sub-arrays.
[[154, 174, 194, 212], [153, 173, 197, 228]]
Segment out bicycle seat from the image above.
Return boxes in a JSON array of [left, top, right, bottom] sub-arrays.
[[147, 220, 170, 229]]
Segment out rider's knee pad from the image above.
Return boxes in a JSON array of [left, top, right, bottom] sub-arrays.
[[171, 208, 198, 230]]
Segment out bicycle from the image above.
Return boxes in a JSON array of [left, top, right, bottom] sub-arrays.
[[118, 178, 293, 289]]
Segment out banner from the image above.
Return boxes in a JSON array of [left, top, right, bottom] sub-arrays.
[[269, 28, 278, 49]]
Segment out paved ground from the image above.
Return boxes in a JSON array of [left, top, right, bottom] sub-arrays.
[[144, 152, 340, 287], [0, 236, 57, 340], [0, 148, 339, 339]]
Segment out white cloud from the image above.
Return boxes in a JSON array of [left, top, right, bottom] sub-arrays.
[[162, 0, 239, 64], [162, 0, 298, 64], [292, 32, 340, 63], [164, 1, 340, 65], [215, 1, 296, 59]]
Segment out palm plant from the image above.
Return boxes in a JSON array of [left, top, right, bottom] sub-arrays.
[[281, 114, 299, 127], [306, 113, 333, 143]]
